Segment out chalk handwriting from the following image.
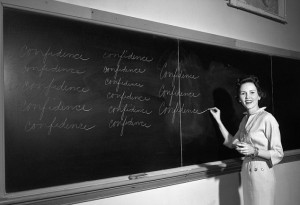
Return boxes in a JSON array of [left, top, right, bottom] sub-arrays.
[[160, 63, 200, 86], [22, 78, 90, 96], [158, 84, 200, 106], [24, 64, 86, 78], [21, 97, 92, 120], [109, 115, 151, 136], [102, 49, 153, 66], [105, 77, 143, 92], [20, 45, 90, 64], [108, 102, 152, 121], [159, 102, 207, 123], [103, 65, 146, 79], [107, 91, 150, 102], [24, 117, 96, 135]]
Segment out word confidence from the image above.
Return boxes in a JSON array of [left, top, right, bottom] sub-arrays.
[[21, 97, 92, 121], [25, 117, 96, 135], [103, 65, 146, 79], [20, 45, 90, 63], [102, 49, 153, 66], [23, 78, 90, 96], [160, 63, 199, 86], [24, 64, 86, 78]]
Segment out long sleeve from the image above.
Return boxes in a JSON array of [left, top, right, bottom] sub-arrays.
[[264, 114, 284, 166], [224, 116, 246, 148]]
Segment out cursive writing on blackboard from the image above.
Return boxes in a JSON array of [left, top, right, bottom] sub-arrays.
[[23, 79, 90, 96], [160, 63, 199, 86], [20, 45, 90, 63], [109, 115, 151, 136], [102, 49, 154, 136], [159, 102, 207, 123], [107, 91, 150, 102], [102, 49, 153, 66], [25, 117, 96, 135], [16, 44, 95, 135], [109, 103, 152, 120], [159, 84, 200, 106], [105, 77, 144, 92], [103, 65, 146, 79], [24, 64, 86, 77], [22, 97, 92, 120]]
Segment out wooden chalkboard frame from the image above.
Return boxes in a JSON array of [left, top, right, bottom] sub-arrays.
[[0, 0, 300, 204]]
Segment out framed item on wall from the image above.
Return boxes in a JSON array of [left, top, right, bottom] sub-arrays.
[[227, 0, 286, 23]]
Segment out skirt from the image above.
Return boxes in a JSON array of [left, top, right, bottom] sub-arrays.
[[241, 157, 276, 205]]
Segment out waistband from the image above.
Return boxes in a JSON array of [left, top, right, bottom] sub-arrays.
[[243, 156, 272, 168], [244, 156, 268, 162]]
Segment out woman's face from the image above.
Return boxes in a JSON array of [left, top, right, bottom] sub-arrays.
[[239, 82, 261, 113]]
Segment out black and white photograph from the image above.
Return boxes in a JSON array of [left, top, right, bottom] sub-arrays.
[[0, 0, 299, 205]]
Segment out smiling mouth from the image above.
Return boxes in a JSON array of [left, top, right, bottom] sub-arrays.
[[245, 100, 252, 105]]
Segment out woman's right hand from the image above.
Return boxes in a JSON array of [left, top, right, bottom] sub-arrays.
[[209, 107, 221, 123]]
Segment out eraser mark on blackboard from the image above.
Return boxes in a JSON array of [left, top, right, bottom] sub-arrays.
[[128, 173, 148, 180]]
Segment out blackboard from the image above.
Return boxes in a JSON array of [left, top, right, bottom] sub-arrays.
[[4, 7, 182, 192], [272, 57, 300, 151], [3, 7, 290, 193]]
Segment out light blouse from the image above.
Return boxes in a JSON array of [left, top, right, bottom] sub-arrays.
[[228, 107, 284, 166]]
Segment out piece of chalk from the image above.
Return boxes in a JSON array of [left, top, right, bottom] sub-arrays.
[[198, 108, 211, 115]]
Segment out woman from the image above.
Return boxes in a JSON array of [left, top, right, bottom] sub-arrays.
[[210, 75, 283, 205]]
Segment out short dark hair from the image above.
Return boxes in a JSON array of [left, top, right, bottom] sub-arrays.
[[235, 75, 266, 102]]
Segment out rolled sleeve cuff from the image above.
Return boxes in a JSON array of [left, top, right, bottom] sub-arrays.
[[269, 149, 284, 166]]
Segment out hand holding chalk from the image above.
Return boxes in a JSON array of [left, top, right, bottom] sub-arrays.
[[209, 107, 221, 122]]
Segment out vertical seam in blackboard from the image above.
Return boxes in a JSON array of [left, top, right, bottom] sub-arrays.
[[178, 39, 183, 167], [0, 2, 5, 196]]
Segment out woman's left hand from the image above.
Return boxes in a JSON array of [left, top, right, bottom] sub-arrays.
[[235, 142, 255, 156]]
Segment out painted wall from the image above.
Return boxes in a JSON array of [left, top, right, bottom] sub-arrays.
[[78, 173, 244, 205], [55, 0, 300, 53], [50, 1, 300, 205]]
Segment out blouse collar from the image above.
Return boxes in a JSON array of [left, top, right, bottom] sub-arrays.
[[244, 107, 266, 116]]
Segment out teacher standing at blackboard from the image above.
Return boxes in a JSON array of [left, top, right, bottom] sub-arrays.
[[209, 75, 283, 205]]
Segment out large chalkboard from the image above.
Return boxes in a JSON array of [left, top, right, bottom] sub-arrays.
[[2, 7, 278, 192], [4, 7, 182, 192], [272, 57, 300, 151]]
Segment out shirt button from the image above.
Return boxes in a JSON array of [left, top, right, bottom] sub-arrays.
[[254, 168, 257, 171], [261, 168, 264, 171]]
